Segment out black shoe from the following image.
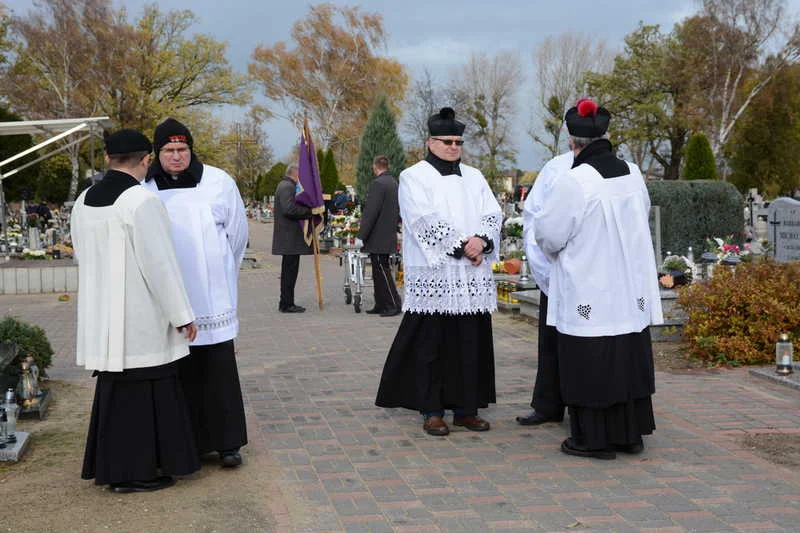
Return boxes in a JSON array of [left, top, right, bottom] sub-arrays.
[[560, 438, 616, 460], [615, 440, 644, 454], [380, 307, 401, 317], [221, 450, 242, 467], [110, 476, 175, 493], [365, 307, 384, 314], [280, 305, 306, 313], [516, 411, 560, 426]]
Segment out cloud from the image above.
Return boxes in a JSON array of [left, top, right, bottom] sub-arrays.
[[390, 38, 476, 73]]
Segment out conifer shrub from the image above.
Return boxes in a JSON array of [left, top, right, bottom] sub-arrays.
[[677, 260, 800, 366], [683, 133, 717, 180], [321, 149, 340, 195], [0, 316, 54, 377]]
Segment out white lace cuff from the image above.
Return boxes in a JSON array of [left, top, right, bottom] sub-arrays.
[[410, 215, 469, 268], [480, 212, 502, 261]]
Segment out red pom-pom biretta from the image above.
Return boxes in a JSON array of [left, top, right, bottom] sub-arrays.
[[576, 99, 598, 117]]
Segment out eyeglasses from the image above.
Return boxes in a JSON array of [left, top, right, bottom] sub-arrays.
[[431, 138, 464, 146]]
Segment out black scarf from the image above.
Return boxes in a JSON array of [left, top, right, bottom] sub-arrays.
[[425, 150, 462, 177], [146, 152, 204, 190]]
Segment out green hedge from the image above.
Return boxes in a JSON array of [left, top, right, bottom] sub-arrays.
[[647, 180, 744, 258]]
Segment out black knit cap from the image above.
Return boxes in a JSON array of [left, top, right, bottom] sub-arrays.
[[104, 129, 152, 155], [428, 107, 465, 136], [565, 99, 611, 138], [153, 118, 193, 153]]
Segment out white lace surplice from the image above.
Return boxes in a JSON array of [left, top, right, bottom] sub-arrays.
[[399, 160, 502, 315]]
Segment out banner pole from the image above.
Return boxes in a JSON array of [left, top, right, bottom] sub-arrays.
[[312, 228, 324, 310]]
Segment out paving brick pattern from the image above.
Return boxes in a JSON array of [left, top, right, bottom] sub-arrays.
[[3, 221, 799, 532]]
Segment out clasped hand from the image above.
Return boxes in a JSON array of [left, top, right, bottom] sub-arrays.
[[463, 236, 484, 266]]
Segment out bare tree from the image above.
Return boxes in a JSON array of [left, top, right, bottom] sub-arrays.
[[449, 52, 522, 189], [692, 0, 800, 165], [2, 0, 111, 199], [530, 32, 614, 158], [402, 68, 441, 160], [219, 114, 273, 199], [2, 0, 248, 199]]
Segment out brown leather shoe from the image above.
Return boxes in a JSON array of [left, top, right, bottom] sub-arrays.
[[453, 415, 491, 431], [423, 416, 450, 436]]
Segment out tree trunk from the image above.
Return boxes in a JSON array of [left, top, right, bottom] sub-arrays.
[[68, 148, 80, 201]]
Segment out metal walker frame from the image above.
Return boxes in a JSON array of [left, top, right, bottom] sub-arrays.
[[338, 247, 371, 313], [337, 247, 402, 313]]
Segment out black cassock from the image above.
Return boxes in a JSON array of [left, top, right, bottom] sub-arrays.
[[81, 171, 200, 485], [179, 340, 248, 454], [376, 312, 496, 415], [147, 164, 248, 455], [82, 361, 199, 485], [558, 327, 656, 449]]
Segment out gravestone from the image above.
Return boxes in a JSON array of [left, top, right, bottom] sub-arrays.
[[767, 197, 800, 263], [43, 228, 56, 248], [649, 205, 662, 266], [27, 227, 41, 250]]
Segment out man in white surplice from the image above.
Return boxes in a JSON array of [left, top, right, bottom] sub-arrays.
[[144, 118, 249, 468], [516, 149, 573, 428], [533, 99, 663, 460], [375, 107, 502, 437], [72, 129, 198, 493]]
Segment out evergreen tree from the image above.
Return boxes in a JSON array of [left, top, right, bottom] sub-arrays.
[[321, 148, 340, 194], [256, 162, 287, 201], [316, 147, 326, 187], [355, 95, 406, 200], [682, 133, 717, 180]]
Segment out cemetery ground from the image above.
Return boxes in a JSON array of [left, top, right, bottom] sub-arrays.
[[1, 221, 800, 532]]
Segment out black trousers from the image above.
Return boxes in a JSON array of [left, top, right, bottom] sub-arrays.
[[370, 253, 401, 311], [530, 291, 565, 421], [280, 254, 300, 309]]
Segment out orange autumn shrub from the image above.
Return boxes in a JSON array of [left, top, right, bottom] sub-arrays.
[[677, 259, 800, 366]]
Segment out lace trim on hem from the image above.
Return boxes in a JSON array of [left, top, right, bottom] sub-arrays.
[[194, 310, 238, 331], [403, 303, 498, 316], [402, 265, 497, 315]]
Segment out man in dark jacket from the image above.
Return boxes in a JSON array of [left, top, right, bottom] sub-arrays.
[[272, 164, 312, 313], [358, 155, 401, 317]]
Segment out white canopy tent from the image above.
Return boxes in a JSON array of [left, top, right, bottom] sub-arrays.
[[0, 117, 113, 242]]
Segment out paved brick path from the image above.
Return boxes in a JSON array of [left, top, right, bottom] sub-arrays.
[[3, 221, 800, 532]]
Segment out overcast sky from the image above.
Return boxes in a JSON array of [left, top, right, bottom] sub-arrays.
[[4, 0, 800, 169]]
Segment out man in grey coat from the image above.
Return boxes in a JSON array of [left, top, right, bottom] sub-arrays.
[[358, 155, 402, 317], [272, 164, 312, 313]]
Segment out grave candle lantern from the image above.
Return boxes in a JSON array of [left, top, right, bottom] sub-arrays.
[[776, 333, 794, 375]]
